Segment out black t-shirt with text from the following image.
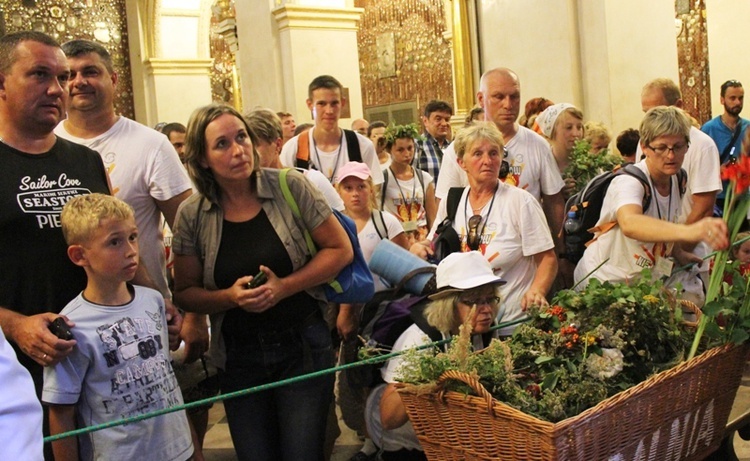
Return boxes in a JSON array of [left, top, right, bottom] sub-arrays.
[[0, 137, 109, 383]]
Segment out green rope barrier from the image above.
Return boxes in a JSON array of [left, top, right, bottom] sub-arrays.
[[43, 316, 529, 443]]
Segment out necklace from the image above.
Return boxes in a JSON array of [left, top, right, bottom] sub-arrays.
[[389, 166, 417, 207], [721, 114, 738, 131], [470, 190, 494, 213]]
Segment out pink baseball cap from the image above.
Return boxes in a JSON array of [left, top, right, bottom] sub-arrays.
[[335, 161, 372, 184]]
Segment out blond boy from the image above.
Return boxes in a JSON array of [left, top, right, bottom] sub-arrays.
[[42, 194, 193, 461]]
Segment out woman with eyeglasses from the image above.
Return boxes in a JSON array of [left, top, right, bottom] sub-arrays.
[[427, 122, 557, 336], [574, 106, 728, 288], [365, 251, 505, 461]]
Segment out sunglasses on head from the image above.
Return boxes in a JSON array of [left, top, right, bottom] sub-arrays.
[[499, 146, 510, 179], [467, 215, 482, 251]]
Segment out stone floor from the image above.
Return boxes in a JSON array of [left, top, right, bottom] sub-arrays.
[[201, 373, 750, 461]]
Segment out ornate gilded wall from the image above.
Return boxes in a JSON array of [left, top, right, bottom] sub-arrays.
[[355, 0, 453, 123], [0, 0, 135, 119], [210, 0, 239, 109], [675, 0, 711, 123]]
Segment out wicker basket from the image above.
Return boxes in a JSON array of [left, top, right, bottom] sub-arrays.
[[398, 343, 747, 461]]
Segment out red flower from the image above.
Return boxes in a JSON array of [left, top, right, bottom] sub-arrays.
[[548, 305, 566, 322], [721, 155, 750, 194]]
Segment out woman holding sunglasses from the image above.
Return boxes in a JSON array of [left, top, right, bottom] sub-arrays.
[[427, 122, 557, 335]]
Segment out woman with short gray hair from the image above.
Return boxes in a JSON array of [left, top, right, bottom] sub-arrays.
[[574, 106, 728, 288]]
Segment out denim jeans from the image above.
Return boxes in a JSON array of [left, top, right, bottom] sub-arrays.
[[219, 317, 335, 461]]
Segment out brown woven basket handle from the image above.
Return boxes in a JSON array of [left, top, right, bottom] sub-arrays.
[[436, 370, 495, 417], [679, 299, 701, 328]]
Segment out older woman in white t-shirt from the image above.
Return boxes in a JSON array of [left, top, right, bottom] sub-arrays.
[[574, 106, 728, 288], [427, 122, 557, 335]]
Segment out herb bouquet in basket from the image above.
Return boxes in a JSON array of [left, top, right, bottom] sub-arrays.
[[396, 268, 749, 461]]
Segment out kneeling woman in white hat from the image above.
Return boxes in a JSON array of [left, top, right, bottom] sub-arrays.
[[364, 251, 505, 461]]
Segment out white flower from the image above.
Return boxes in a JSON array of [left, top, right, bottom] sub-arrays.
[[585, 348, 624, 379]]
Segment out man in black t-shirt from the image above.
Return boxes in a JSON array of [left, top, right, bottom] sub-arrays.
[[0, 31, 105, 380], [0, 34, 185, 460], [0, 31, 110, 460]]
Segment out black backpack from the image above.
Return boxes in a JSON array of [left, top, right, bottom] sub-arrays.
[[344, 267, 440, 390], [431, 187, 465, 262], [371, 210, 388, 240], [562, 164, 687, 263], [294, 128, 362, 169]]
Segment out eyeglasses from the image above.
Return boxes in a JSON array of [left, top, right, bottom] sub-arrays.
[[647, 143, 689, 156], [459, 296, 501, 306], [467, 215, 482, 251]]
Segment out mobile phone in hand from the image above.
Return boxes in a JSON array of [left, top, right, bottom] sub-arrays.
[[246, 270, 268, 289], [49, 317, 73, 340]]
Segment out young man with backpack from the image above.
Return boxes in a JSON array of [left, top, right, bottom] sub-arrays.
[[574, 107, 728, 288], [364, 251, 505, 461], [280, 75, 384, 186]]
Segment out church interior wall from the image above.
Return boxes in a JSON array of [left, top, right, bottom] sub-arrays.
[[235, 0, 286, 114], [478, 0, 680, 141], [2, 0, 750, 139], [354, 0, 454, 125], [705, 0, 750, 121]]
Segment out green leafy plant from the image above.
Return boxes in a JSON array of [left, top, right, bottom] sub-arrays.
[[397, 274, 698, 422], [564, 139, 624, 195], [383, 122, 424, 147], [689, 154, 750, 359]]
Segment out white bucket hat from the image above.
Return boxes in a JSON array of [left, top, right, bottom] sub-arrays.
[[429, 251, 505, 300]]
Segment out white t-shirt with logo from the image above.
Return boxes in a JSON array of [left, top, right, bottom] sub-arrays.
[[56, 117, 192, 297], [280, 129, 384, 185], [435, 125, 564, 201], [574, 161, 683, 287], [428, 182, 554, 334], [381, 168, 433, 240]]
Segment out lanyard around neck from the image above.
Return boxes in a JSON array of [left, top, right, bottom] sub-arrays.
[[389, 166, 417, 206], [649, 175, 673, 222], [312, 130, 343, 183], [463, 184, 498, 240]]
